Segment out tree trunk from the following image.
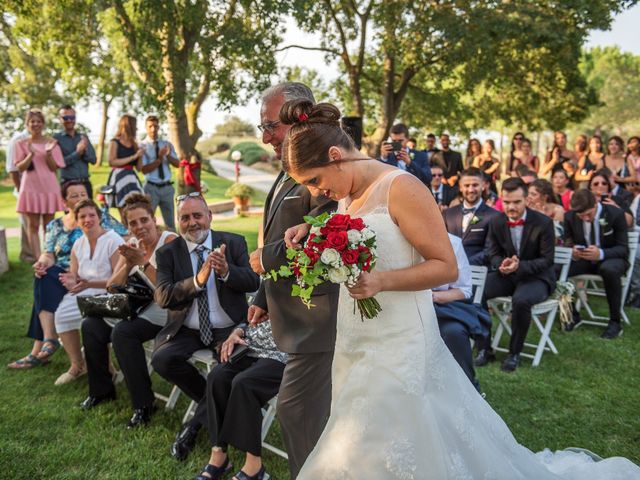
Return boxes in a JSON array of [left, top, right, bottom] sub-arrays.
[[95, 96, 112, 166]]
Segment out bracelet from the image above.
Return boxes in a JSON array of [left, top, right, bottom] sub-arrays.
[[139, 262, 150, 271]]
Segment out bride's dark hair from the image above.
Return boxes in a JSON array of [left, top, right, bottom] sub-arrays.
[[280, 99, 355, 172]]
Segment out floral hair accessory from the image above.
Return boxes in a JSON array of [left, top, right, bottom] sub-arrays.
[[298, 113, 309, 122]]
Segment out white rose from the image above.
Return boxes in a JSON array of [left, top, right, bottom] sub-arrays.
[[320, 248, 341, 266], [310, 225, 321, 235], [347, 229, 362, 244], [361, 228, 375, 240], [328, 266, 350, 284]]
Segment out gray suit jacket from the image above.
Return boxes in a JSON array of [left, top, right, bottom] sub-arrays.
[[253, 171, 339, 354]]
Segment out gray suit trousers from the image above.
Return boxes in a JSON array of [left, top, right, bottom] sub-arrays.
[[277, 351, 334, 479]]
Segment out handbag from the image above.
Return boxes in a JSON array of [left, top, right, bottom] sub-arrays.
[[76, 271, 154, 321]]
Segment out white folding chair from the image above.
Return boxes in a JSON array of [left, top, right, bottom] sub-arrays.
[[181, 349, 218, 424], [570, 230, 639, 327], [488, 246, 572, 367], [144, 342, 181, 409], [470, 266, 488, 305], [261, 397, 288, 459]]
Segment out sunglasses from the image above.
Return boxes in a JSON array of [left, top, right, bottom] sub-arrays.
[[176, 192, 203, 204], [432, 173, 443, 177], [591, 182, 608, 187], [61, 115, 76, 121]]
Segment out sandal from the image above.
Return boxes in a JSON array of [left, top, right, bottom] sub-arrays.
[[7, 354, 49, 369], [194, 458, 233, 480], [232, 466, 270, 480], [36, 338, 61, 361]]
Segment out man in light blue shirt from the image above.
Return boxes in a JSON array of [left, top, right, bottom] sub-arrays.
[[140, 115, 179, 230]]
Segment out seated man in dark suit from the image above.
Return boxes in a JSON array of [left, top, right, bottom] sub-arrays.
[[194, 320, 286, 480], [478, 177, 556, 372], [430, 164, 458, 209], [564, 189, 629, 339], [434, 234, 491, 392], [380, 123, 431, 186], [444, 167, 499, 265], [152, 193, 260, 461]]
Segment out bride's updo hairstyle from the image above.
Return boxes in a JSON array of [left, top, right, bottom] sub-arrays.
[[280, 99, 355, 173]]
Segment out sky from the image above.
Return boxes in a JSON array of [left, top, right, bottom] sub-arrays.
[[77, 5, 640, 143]]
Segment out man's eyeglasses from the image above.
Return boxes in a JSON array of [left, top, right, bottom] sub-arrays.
[[257, 121, 280, 135], [176, 192, 203, 204], [61, 115, 76, 122]]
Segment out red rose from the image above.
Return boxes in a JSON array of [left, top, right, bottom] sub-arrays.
[[326, 231, 349, 251], [304, 247, 320, 265], [348, 217, 365, 231], [293, 265, 302, 277], [325, 214, 350, 231], [342, 249, 359, 265]]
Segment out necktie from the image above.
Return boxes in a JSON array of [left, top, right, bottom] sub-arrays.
[[434, 191, 440, 204], [195, 245, 214, 345], [589, 221, 596, 246], [155, 141, 165, 180], [507, 219, 525, 228], [462, 207, 475, 216]]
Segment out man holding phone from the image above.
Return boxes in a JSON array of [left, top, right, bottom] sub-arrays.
[[380, 123, 431, 186], [564, 189, 629, 338]]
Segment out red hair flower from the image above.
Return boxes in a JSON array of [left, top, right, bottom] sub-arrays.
[[298, 113, 309, 122]]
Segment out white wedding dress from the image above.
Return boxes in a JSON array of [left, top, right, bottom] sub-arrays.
[[298, 170, 639, 480]]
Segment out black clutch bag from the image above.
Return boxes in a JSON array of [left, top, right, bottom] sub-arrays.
[[77, 293, 131, 320], [228, 344, 250, 364]]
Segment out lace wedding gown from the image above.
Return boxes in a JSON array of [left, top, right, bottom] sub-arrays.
[[298, 170, 639, 480]]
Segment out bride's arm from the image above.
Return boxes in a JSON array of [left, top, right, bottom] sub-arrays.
[[348, 175, 457, 298]]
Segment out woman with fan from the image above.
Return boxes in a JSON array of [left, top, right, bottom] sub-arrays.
[[79, 193, 177, 428]]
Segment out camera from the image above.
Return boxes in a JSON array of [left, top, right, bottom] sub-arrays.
[[391, 141, 403, 153]]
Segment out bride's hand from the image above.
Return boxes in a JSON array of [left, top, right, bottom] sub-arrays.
[[284, 223, 311, 249], [347, 271, 383, 299]]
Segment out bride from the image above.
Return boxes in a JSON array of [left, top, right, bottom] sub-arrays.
[[277, 99, 640, 479]]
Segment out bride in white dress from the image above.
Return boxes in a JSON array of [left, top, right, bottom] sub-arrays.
[[278, 99, 640, 480]]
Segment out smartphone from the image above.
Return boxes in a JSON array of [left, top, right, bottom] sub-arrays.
[[391, 141, 403, 152], [601, 193, 610, 201], [575, 245, 586, 251]]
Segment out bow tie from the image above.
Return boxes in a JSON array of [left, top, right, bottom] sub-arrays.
[[507, 219, 525, 228], [462, 207, 476, 216]]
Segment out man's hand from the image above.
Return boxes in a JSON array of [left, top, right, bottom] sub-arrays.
[[581, 245, 601, 262], [219, 328, 248, 363], [284, 223, 310, 249], [159, 144, 170, 158], [498, 255, 519, 275], [571, 246, 585, 260], [396, 148, 411, 165], [196, 253, 213, 287], [380, 142, 392, 160], [249, 248, 265, 275], [248, 304, 269, 326], [210, 244, 228, 278], [76, 136, 88, 154]]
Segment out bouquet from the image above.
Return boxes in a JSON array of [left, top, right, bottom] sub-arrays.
[[266, 212, 382, 320]]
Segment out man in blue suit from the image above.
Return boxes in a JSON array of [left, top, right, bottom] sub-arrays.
[[444, 167, 499, 265], [380, 123, 431, 186]]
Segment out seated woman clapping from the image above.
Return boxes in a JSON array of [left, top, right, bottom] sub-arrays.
[[7, 181, 127, 370], [194, 321, 286, 480], [52, 200, 125, 385], [79, 193, 177, 426]]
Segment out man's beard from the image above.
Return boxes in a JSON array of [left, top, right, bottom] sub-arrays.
[[183, 227, 208, 244]]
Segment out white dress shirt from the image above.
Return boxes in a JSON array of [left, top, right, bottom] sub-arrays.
[[582, 203, 605, 260], [509, 210, 527, 254], [433, 234, 473, 299], [184, 231, 234, 330], [462, 199, 483, 233]]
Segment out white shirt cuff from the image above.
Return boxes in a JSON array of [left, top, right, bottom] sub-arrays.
[[599, 249, 605, 261], [193, 276, 204, 291], [220, 270, 230, 282]]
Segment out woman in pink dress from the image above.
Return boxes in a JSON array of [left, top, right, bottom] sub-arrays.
[[13, 109, 65, 258]]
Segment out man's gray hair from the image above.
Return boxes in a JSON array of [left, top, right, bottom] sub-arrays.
[[261, 82, 315, 105]]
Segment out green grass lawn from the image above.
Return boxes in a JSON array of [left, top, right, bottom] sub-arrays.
[[1, 226, 639, 478], [0, 164, 266, 230]]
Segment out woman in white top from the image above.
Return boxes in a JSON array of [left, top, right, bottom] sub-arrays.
[[55, 200, 124, 385], [79, 193, 177, 427]]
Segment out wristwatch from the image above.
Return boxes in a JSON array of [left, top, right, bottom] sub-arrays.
[[139, 262, 150, 272]]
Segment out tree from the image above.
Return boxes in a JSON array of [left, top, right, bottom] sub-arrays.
[[289, 0, 634, 154], [101, 0, 286, 192], [215, 115, 256, 137], [572, 46, 640, 137]]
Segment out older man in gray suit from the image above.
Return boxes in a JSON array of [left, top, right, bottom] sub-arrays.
[[248, 82, 338, 478]]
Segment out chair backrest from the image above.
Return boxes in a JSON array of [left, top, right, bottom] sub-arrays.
[[470, 265, 488, 305], [624, 230, 640, 279], [554, 246, 573, 282]]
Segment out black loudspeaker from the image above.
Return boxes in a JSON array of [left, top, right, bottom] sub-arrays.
[[341, 116, 363, 149]]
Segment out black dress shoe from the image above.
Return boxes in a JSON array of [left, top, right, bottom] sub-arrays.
[[127, 404, 158, 429], [601, 321, 623, 339], [501, 354, 519, 372], [80, 390, 116, 410], [171, 423, 200, 461], [474, 349, 495, 367]]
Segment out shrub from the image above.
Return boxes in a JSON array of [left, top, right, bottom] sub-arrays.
[[227, 141, 269, 166], [225, 182, 254, 199]]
